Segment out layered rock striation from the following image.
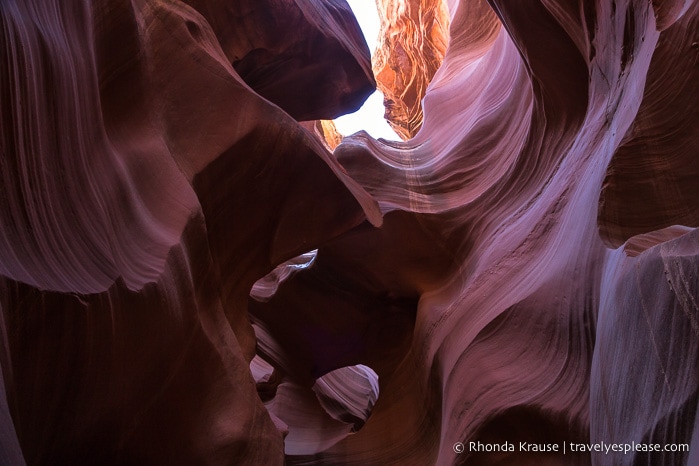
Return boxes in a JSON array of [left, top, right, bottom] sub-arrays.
[[1, 0, 698, 465], [252, 0, 699, 464], [1, 0, 377, 463]]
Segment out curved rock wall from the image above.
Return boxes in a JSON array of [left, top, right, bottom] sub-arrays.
[[0, 0, 377, 463], [1, 0, 698, 465], [253, 0, 699, 464]]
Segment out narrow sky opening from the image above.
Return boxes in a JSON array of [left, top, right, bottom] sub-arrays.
[[334, 1, 402, 141]]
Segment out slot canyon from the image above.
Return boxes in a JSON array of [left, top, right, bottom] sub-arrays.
[[1, 0, 698, 464]]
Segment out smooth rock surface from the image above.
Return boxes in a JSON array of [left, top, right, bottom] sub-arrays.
[[1, 0, 698, 464]]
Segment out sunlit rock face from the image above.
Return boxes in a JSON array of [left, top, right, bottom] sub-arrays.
[[373, 0, 450, 139], [1, 1, 699, 466], [300, 120, 345, 151]]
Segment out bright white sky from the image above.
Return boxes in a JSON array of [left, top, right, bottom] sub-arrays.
[[333, 1, 402, 141]]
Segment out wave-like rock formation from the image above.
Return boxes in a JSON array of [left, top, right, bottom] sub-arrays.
[[0, 0, 377, 463], [1, 0, 698, 465]]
